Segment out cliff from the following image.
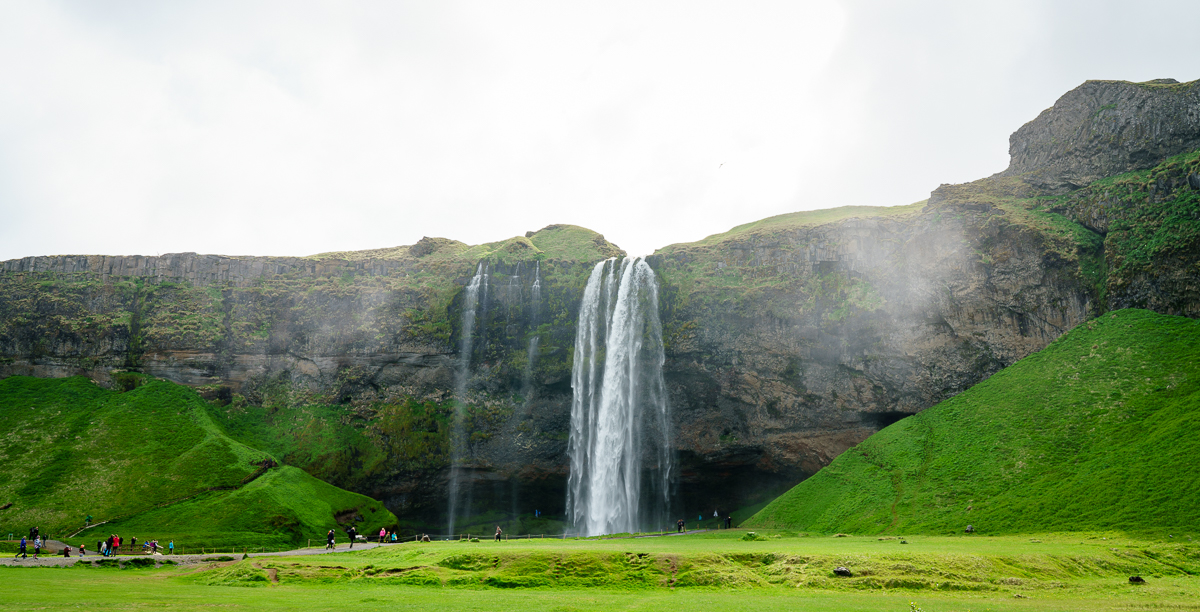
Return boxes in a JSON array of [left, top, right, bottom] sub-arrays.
[[1002, 78, 1200, 192], [1, 79, 1197, 531]]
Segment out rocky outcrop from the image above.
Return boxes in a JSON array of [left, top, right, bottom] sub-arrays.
[[1002, 78, 1200, 192]]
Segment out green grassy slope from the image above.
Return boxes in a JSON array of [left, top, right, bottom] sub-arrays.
[[95, 466, 393, 548], [656, 201, 925, 254], [0, 376, 395, 544], [745, 309, 1200, 535]]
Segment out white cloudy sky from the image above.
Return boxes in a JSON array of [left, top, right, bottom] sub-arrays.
[[1, 0, 1197, 261]]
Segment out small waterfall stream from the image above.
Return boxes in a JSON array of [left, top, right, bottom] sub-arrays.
[[523, 261, 542, 398], [566, 257, 672, 536], [448, 262, 488, 535]]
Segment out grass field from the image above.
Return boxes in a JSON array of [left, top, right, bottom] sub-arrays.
[[747, 308, 1200, 536], [5, 531, 1199, 611]]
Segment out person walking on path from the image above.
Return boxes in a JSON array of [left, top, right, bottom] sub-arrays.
[[379, 527, 387, 544], [725, 515, 732, 529], [33, 536, 41, 559], [80, 544, 86, 557], [168, 541, 174, 555], [326, 529, 335, 550], [347, 527, 357, 549], [676, 519, 685, 533], [494, 526, 503, 542], [15, 536, 26, 559]]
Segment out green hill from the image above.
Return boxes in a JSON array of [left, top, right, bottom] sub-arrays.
[[0, 376, 395, 546], [745, 308, 1200, 535]]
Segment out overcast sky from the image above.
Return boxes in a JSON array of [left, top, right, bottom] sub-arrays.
[[1, 0, 1197, 261]]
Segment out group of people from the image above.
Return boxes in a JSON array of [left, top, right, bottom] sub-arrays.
[[97, 534, 124, 557], [12, 526, 176, 560], [13, 527, 42, 559], [675, 512, 734, 532], [324, 526, 401, 550]]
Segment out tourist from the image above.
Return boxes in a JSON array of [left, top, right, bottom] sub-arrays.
[[347, 526, 357, 549], [33, 536, 41, 559], [131, 536, 137, 552], [390, 532, 397, 543], [676, 518, 685, 533], [725, 515, 732, 529], [379, 527, 386, 544], [326, 529, 335, 550], [168, 541, 174, 555], [495, 526, 503, 542], [79, 544, 86, 557], [62, 544, 71, 557], [15, 536, 26, 559]]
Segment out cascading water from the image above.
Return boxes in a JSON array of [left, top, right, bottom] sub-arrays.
[[448, 262, 487, 535], [566, 257, 672, 536], [522, 261, 542, 398]]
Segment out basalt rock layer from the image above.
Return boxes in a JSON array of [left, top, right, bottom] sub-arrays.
[[2, 79, 1198, 531]]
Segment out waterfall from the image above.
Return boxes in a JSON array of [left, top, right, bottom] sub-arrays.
[[448, 262, 487, 535], [522, 261, 543, 398], [530, 261, 541, 315], [566, 257, 672, 536], [507, 261, 523, 315]]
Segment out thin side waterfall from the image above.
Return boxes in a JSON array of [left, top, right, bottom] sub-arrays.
[[522, 261, 542, 398], [448, 262, 487, 535], [566, 257, 671, 536]]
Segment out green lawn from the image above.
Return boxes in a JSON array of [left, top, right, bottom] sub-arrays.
[[5, 532, 1200, 611]]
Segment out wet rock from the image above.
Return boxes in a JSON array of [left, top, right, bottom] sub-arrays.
[[833, 566, 852, 577]]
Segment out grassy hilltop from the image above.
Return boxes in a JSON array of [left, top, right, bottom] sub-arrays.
[[746, 308, 1200, 534], [0, 376, 395, 546]]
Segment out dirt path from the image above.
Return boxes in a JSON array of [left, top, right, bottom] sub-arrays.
[[0, 541, 394, 567]]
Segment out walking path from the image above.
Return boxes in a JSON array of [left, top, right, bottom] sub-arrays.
[[1, 529, 726, 567], [0, 541, 390, 567]]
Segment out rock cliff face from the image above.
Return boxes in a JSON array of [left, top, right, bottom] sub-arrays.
[[1, 79, 1197, 531], [1002, 79, 1200, 192]]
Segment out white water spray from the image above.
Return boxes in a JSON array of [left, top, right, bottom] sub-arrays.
[[448, 262, 487, 535], [566, 257, 671, 536]]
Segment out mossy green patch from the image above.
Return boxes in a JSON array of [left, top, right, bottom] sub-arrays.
[[0, 376, 395, 546]]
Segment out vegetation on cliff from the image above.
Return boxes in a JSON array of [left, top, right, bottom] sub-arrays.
[[0, 376, 395, 546], [745, 309, 1200, 534], [1043, 148, 1200, 316]]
